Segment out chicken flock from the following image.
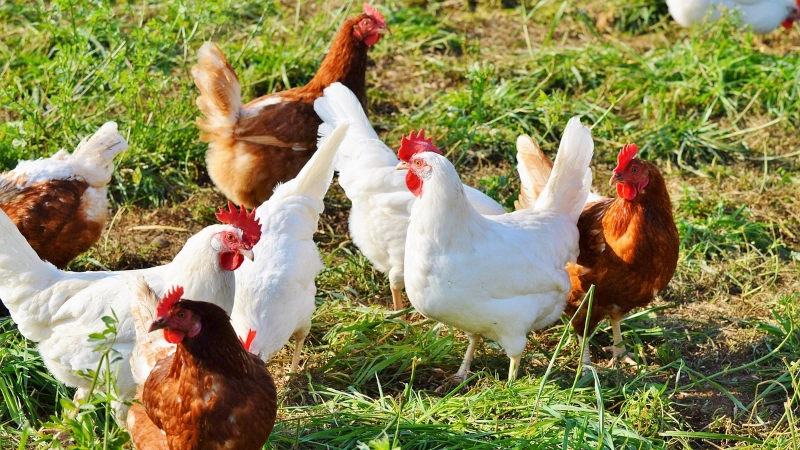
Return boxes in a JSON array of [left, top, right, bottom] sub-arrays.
[[0, 1, 795, 448]]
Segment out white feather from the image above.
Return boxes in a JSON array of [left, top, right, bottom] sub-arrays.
[[313, 83, 505, 294], [230, 124, 348, 361]]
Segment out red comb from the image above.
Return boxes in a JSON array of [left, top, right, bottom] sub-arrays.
[[397, 130, 442, 162], [613, 143, 638, 173], [363, 3, 386, 27], [156, 285, 184, 318], [215, 202, 261, 248], [239, 329, 256, 352]]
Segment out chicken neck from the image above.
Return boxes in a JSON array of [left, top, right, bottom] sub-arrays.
[[305, 16, 369, 109]]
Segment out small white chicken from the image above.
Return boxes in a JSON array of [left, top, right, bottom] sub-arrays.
[[667, 0, 799, 33], [314, 83, 505, 311], [228, 124, 348, 372], [402, 117, 593, 382]]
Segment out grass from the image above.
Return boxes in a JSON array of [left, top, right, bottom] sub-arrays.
[[1, 0, 799, 448]]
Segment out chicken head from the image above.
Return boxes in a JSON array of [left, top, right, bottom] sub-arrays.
[[354, 4, 390, 47], [609, 143, 650, 201]]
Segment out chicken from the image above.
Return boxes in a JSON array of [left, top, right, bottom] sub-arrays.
[[515, 140, 679, 369], [666, 0, 799, 33], [0, 202, 260, 420], [314, 83, 505, 311], [192, 4, 389, 208], [229, 124, 348, 372], [402, 117, 593, 382], [127, 281, 276, 450], [0, 122, 127, 316]]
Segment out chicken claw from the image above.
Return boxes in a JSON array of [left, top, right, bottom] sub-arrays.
[[603, 344, 639, 368], [455, 333, 481, 382], [602, 317, 639, 368]]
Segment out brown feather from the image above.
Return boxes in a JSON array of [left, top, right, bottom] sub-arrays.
[[514, 135, 553, 210], [127, 402, 168, 450], [0, 178, 104, 268], [135, 301, 277, 450], [193, 14, 375, 208], [565, 160, 679, 334]]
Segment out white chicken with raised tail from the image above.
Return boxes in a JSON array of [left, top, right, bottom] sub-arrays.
[[0, 202, 260, 421], [402, 117, 593, 382], [228, 124, 348, 373], [667, 0, 799, 34], [314, 83, 505, 312]]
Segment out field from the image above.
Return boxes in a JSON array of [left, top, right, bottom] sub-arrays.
[[1, 0, 799, 448]]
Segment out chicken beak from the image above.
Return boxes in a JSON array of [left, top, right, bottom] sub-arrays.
[[378, 25, 391, 35], [149, 318, 167, 333], [239, 248, 255, 261], [608, 172, 620, 187], [396, 161, 408, 171]]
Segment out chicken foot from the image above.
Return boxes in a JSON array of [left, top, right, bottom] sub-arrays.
[[289, 330, 308, 374], [508, 354, 522, 383], [455, 333, 481, 382], [603, 317, 638, 368], [390, 286, 404, 311]]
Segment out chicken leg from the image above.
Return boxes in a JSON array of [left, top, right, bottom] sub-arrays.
[[391, 286, 404, 311], [508, 354, 522, 383], [455, 333, 481, 382], [289, 330, 308, 374], [604, 317, 637, 367]]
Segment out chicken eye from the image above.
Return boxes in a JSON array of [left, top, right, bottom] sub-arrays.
[[632, 167, 639, 174], [414, 160, 423, 167], [361, 19, 371, 27], [226, 233, 236, 242], [177, 311, 186, 319]]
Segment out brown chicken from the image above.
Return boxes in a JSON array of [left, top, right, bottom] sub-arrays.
[[516, 140, 679, 368], [128, 286, 277, 450], [0, 122, 127, 316], [192, 4, 389, 208]]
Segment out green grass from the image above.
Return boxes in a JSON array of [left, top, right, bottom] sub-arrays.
[[1, 0, 799, 448]]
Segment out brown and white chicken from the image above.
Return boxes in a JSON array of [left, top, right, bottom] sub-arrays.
[[0, 122, 127, 315], [192, 4, 389, 208]]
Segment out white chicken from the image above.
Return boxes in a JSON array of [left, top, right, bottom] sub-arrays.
[[666, 0, 799, 34], [0, 202, 260, 420], [228, 124, 348, 372], [402, 117, 593, 382], [314, 83, 506, 311]]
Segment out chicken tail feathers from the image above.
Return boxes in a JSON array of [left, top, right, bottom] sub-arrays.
[[314, 83, 389, 173], [127, 402, 168, 449], [8, 122, 127, 189], [68, 122, 128, 186], [534, 117, 593, 223], [192, 42, 242, 146], [128, 275, 174, 387], [273, 123, 349, 202], [314, 83, 376, 143], [0, 208, 61, 313], [514, 134, 553, 211]]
